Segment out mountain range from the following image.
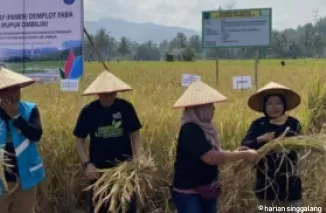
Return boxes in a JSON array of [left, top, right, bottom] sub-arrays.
[[84, 17, 200, 44], [0, 40, 81, 59], [0, 18, 200, 59]]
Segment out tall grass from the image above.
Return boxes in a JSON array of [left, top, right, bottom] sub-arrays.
[[15, 59, 326, 212]]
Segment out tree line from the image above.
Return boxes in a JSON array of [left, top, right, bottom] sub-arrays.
[[84, 16, 326, 61]]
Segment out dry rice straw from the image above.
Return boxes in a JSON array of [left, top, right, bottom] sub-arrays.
[[257, 134, 326, 155], [85, 154, 160, 213], [0, 146, 9, 192], [220, 133, 326, 212], [84, 131, 326, 213], [0, 145, 17, 196]]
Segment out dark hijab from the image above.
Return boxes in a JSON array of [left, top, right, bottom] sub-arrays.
[[262, 93, 287, 119]]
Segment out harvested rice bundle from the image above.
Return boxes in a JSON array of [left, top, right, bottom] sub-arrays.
[[257, 134, 326, 155], [258, 134, 326, 206], [220, 161, 256, 213], [219, 134, 326, 212], [86, 154, 158, 213]]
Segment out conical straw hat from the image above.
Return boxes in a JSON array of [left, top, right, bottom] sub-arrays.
[[0, 67, 34, 91], [173, 80, 227, 109], [82, 71, 132, 96], [248, 82, 301, 112]]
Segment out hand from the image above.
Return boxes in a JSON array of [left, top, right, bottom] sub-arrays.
[[84, 163, 99, 181], [275, 127, 291, 141], [0, 98, 19, 118], [257, 132, 275, 143], [242, 149, 260, 163]]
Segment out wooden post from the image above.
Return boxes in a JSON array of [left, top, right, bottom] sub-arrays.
[[254, 48, 260, 91], [215, 48, 219, 86]]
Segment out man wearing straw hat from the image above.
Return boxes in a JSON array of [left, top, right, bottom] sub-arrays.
[[73, 71, 142, 213], [0, 67, 44, 213], [241, 82, 302, 212], [171, 80, 260, 213]]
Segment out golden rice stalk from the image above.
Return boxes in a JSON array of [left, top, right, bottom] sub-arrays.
[[220, 161, 256, 213], [219, 134, 326, 212], [0, 145, 12, 192], [85, 154, 158, 213], [255, 134, 326, 179], [257, 134, 326, 155]]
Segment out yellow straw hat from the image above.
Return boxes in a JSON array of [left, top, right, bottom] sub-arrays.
[[248, 82, 301, 112], [173, 80, 227, 109], [0, 67, 34, 91], [82, 70, 133, 96]]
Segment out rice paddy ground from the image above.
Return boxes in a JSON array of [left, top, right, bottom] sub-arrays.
[[17, 59, 326, 213]]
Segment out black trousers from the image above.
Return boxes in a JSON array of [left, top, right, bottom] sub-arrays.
[[89, 185, 137, 213]]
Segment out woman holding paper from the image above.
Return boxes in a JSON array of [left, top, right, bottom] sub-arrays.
[[171, 80, 260, 213], [241, 82, 303, 212]]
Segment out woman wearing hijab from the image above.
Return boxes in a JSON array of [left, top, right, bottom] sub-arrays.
[[0, 67, 44, 213], [171, 80, 260, 213], [241, 82, 302, 212]]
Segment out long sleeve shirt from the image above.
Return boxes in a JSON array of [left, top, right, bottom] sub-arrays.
[[241, 115, 302, 201]]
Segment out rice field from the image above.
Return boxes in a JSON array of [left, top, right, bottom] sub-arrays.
[[15, 59, 326, 212]]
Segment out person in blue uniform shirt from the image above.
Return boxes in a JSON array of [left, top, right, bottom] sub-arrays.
[[0, 67, 44, 213]]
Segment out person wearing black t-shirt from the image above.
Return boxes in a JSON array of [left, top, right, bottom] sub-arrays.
[[73, 71, 142, 213], [171, 80, 260, 213], [241, 82, 302, 212]]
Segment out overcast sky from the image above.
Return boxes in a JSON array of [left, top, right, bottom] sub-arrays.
[[84, 0, 326, 32]]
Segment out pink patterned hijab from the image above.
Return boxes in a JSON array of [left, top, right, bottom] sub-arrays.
[[180, 104, 221, 150]]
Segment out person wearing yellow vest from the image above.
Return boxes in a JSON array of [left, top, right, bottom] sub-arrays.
[[0, 67, 44, 213]]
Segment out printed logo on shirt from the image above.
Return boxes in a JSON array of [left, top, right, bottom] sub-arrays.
[[94, 119, 123, 138], [112, 112, 122, 119]]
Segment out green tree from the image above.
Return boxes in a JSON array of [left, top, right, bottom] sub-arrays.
[[118, 36, 131, 59]]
